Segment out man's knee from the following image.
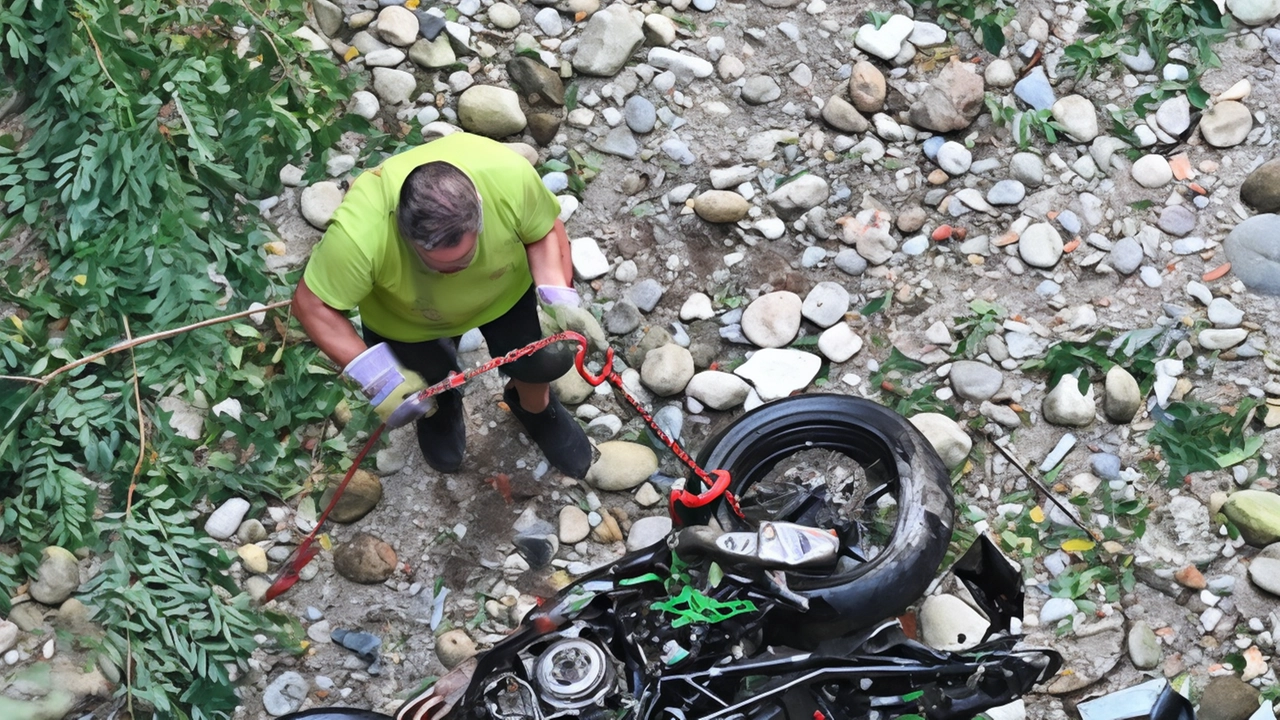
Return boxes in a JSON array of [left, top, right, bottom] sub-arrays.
[[502, 344, 574, 383]]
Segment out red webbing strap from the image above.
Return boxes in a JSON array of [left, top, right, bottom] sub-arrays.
[[262, 331, 737, 602]]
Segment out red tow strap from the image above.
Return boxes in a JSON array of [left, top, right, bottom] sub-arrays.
[[264, 332, 737, 603]]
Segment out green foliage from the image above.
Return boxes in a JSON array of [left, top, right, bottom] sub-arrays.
[[1062, 0, 1227, 84], [1022, 325, 1178, 396], [870, 348, 952, 418], [867, 10, 894, 30], [951, 299, 1005, 359], [906, 0, 1014, 54], [0, 1, 394, 717], [1148, 399, 1263, 486], [985, 95, 1066, 150]]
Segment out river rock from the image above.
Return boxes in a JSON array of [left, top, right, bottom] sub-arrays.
[[1224, 214, 1280, 295], [685, 371, 751, 410], [1248, 557, 1280, 595], [573, 5, 644, 76], [626, 516, 672, 551], [570, 237, 609, 280], [733, 348, 822, 401], [488, 3, 521, 29], [1197, 676, 1261, 720], [1126, 620, 1162, 669], [587, 442, 659, 491], [1051, 95, 1098, 142], [949, 361, 1003, 402], [559, 505, 590, 544], [457, 85, 526, 137], [818, 323, 863, 363], [0, 620, 17, 655], [1014, 66, 1054, 110], [1226, 0, 1280, 25], [1198, 328, 1247, 350], [1109, 236, 1143, 275], [300, 182, 343, 228], [1222, 490, 1280, 546], [768, 175, 829, 219], [333, 532, 398, 584], [1131, 154, 1172, 188], [376, 6, 419, 46], [641, 344, 694, 396], [741, 292, 802, 348], [801, 282, 849, 328], [29, 546, 80, 606], [908, 413, 971, 470], [1043, 375, 1096, 427], [237, 544, 269, 574], [1241, 159, 1280, 212], [908, 59, 985, 132], [1199, 101, 1252, 148], [822, 95, 869, 133], [849, 60, 886, 112], [205, 497, 251, 540], [318, 470, 383, 523], [506, 56, 565, 106], [1018, 223, 1064, 268], [410, 35, 456, 68], [742, 75, 781, 105], [371, 67, 416, 105], [1103, 366, 1142, 424], [854, 14, 913, 60], [436, 629, 477, 669], [919, 594, 989, 651], [605, 300, 642, 335], [694, 190, 749, 223], [838, 209, 897, 265], [264, 671, 310, 716]]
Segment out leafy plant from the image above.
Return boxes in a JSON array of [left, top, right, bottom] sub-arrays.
[[985, 95, 1066, 150], [951, 299, 1005, 359], [906, 0, 1015, 54], [1022, 325, 1179, 396], [870, 348, 952, 418], [867, 10, 894, 29], [1148, 399, 1263, 486], [0, 1, 399, 716], [1062, 0, 1227, 84]]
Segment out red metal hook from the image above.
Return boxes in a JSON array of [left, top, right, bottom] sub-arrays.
[[574, 343, 614, 387]]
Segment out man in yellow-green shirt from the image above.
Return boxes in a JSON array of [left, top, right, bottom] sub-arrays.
[[293, 132, 592, 478]]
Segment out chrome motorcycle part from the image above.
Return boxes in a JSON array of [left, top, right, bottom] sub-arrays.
[[482, 673, 542, 720], [754, 521, 841, 567], [533, 638, 614, 709]]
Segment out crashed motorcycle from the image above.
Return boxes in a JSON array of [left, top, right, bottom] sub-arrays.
[[283, 394, 1061, 720]]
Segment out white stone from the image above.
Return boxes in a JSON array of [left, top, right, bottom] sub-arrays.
[[817, 323, 863, 363], [800, 282, 849, 328], [908, 413, 971, 470], [299, 181, 344, 229], [854, 14, 914, 61], [570, 237, 609, 280], [733, 349, 822, 401], [205, 498, 251, 540], [1042, 375, 1096, 427], [679, 293, 715, 321], [741, 291, 802, 348], [685, 371, 752, 410]]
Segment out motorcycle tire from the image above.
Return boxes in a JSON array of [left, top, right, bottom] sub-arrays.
[[696, 393, 955, 637]]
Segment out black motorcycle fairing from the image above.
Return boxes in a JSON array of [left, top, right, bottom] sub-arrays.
[[278, 710, 395, 720]]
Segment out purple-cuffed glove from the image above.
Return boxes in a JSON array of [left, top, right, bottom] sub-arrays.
[[536, 285, 581, 308]]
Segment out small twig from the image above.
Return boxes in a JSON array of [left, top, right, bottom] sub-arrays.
[[0, 375, 44, 386], [123, 316, 146, 518], [986, 433, 1097, 538], [276, 300, 295, 359], [76, 15, 123, 92], [33, 300, 291, 385], [235, 0, 295, 90]]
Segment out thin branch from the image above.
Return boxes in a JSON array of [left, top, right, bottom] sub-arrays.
[[35, 299, 291, 385], [76, 15, 123, 92], [235, 0, 296, 91], [123, 316, 145, 518], [0, 375, 45, 386]]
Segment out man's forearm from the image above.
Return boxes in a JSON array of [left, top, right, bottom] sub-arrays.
[[293, 278, 368, 368], [526, 218, 574, 287]]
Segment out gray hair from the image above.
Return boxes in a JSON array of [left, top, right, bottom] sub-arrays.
[[396, 161, 482, 250]]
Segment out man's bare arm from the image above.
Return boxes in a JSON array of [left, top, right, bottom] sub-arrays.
[[525, 218, 574, 288], [292, 277, 367, 368]]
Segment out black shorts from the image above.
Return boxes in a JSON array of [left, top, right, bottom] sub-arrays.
[[363, 284, 549, 384]]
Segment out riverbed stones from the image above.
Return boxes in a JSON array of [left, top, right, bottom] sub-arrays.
[[1222, 490, 1280, 546], [237, 544, 269, 574], [741, 291, 802, 348], [318, 470, 383, 523], [1018, 223, 1064, 268], [685, 371, 750, 410], [839, 209, 897, 265], [436, 629, 478, 669], [626, 516, 672, 551], [1051, 95, 1099, 142], [854, 14, 913, 60], [507, 56, 565, 106], [1157, 205, 1196, 237], [1103, 366, 1142, 424], [818, 323, 863, 363], [1227, 0, 1280, 24], [1197, 676, 1261, 720], [1248, 557, 1280, 595], [300, 182, 344, 228], [371, 67, 416, 105], [821, 96, 869, 133], [205, 497, 251, 540], [908, 59, 985, 133], [457, 85, 526, 137], [333, 532, 398, 584], [733, 348, 822, 401], [768, 175, 829, 219], [1223, 214, 1280, 295], [410, 36, 455, 68], [849, 60, 886, 113], [377, 6, 419, 46], [640, 344, 694, 396], [908, 413, 971, 470], [29, 546, 80, 606], [800, 282, 849, 328], [559, 506, 590, 543], [1241, 159, 1280, 212], [264, 671, 310, 716], [1198, 328, 1247, 350], [488, 2, 521, 29], [1109, 236, 1144, 274], [1199, 101, 1253, 147], [587, 442, 659, 491], [694, 190, 749, 223], [948, 361, 1003, 402], [1043, 375, 1096, 427], [1131, 154, 1173, 188], [572, 5, 644, 76]]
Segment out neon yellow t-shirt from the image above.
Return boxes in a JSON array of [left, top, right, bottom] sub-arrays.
[[303, 133, 560, 342]]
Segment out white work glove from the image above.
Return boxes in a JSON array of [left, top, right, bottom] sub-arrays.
[[536, 285, 581, 309], [342, 343, 437, 428]]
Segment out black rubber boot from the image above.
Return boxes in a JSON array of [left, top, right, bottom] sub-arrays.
[[415, 389, 466, 473], [504, 386, 593, 479]]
